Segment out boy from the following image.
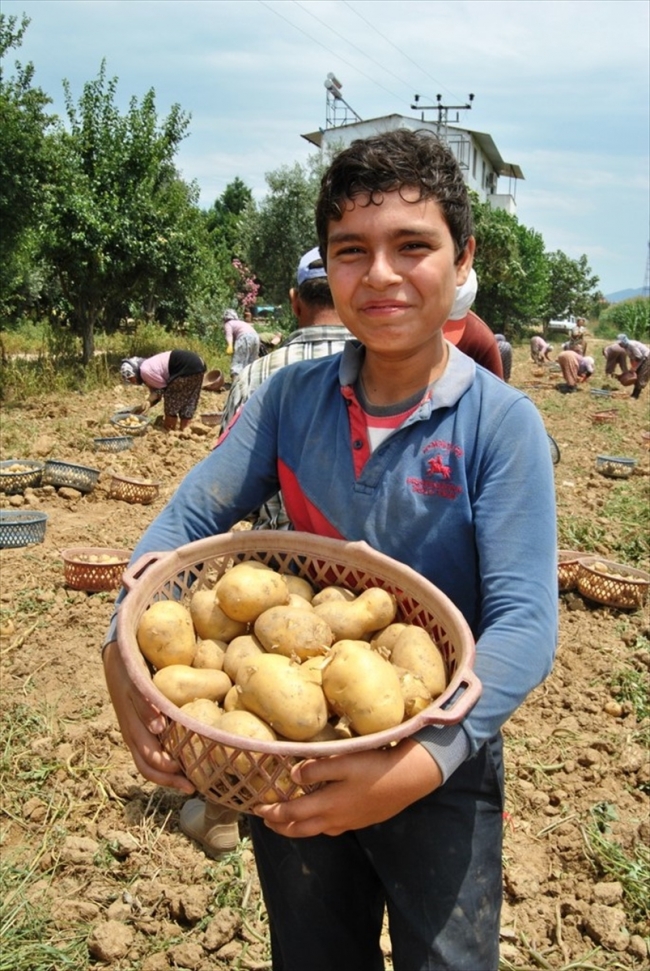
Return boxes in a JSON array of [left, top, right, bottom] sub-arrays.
[[103, 129, 557, 970]]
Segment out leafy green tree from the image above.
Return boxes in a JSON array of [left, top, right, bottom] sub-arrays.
[[41, 62, 208, 362], [239, 158, 323, 306], [471, 197, 549, 335], [0, 14, 55, 312], [543, 251, 602, 323], [206, 176, 253, 257]]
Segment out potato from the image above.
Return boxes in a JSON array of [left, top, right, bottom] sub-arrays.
[[216, 562, 290, 623], [311, 585, 358, 606], [153, 665, 232, 708], [390, 627, 447, 698], [370, 623, 410, 655], [393, 666, 433, 719], [213, 709, 277, 773], [223, 634, 265, 682], [321, 640, 404, 735], [254, 605, 333, 661], [137, 600, 196, 668], [286, 593, 314, 610], [237, 654, 329, 741], [223, 684, 247, 712], [282, 575, 315, 602], [313, 587, 397, 642], [180, 698, 224, 728], [192, 639, 227, 670], [190, 588, 248, 642]]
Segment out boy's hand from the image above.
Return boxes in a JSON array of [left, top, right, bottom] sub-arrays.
[[253, 739, 442, 837], [102, 641, 195, 794]]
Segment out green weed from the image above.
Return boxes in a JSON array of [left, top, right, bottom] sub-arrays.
[[583, 803, 650, 927]]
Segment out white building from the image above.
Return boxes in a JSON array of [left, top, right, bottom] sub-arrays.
[[301, 113, 524, 216]]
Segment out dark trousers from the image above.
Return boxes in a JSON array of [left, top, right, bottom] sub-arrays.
[[249, 734, 505, 971]]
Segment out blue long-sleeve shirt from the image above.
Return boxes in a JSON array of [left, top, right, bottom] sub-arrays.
[[111, 342, 558, 780]]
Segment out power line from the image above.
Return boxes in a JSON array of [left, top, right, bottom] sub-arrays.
[[341, 0, 465, 104], [257, 0, 404, 105], [291, 0, 414, 98]]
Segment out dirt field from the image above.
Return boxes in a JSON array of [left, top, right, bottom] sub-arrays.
[[1, 341, 649, 971]]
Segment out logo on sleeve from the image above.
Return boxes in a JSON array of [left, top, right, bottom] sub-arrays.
[[406, 440, 463, 499]]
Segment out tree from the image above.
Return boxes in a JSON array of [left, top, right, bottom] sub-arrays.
[[543, 251, 601, 322], [0, 14, 55, 311], [471, 197, 549, 335], [238, 158, 323, 306], [41, 62, 206, 362], [206, 176, 253, 258]]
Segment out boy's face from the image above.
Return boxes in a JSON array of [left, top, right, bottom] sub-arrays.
[[326, 188, 474, 360]]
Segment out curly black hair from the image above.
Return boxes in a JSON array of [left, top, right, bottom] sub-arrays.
[[316, 128, 473, 263]]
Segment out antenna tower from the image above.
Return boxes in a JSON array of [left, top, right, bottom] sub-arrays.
[[324, 73, 362, 129]]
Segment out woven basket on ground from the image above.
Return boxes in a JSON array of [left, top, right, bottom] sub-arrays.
[[62, 547, 131, 592], [202, 369, 224, 392], [0, 460, 44, 495], [0, 510, 48, 548], [94, 436, 134, 452], [117, 531, 480, 813], [109, 475, 160, 505], [42, 460, 100, 493], [558, 550, 585, 592], [595, 455, 636, 479], [110, 412, 150, 436], [576, 557, 650, 611], [590, 410, 618, 425]]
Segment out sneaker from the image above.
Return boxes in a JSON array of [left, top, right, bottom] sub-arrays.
[[179, 798, 240, 858]]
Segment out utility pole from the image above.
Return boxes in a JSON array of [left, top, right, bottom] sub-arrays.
[[411, 93, 475, 134]]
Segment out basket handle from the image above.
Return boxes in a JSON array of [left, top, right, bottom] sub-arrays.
[[121, 551, 170, 592], [419, 670, 482, 726]]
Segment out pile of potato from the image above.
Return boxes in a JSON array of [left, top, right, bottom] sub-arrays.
[[0, 463, 36, 475], [136, 561, 448, 746], [589, 560, 633, 581], [68, 552, 125, 565], [115, 414, 145, 428]]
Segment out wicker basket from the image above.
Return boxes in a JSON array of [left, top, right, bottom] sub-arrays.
[[110, 412, 150, 436], [0, 510, 48, 548], [595, 455, 637, 479], [557, 549, 586, 591], [116, 532, 480, 813], [200, 412, 224, 427], [42, 460, 100, 493], [576, 557, 650, 610], [109, 475, 160, 505], [0, 460, 44, 495], [62, 547, 131, 592], [93, 436, 134, 453]]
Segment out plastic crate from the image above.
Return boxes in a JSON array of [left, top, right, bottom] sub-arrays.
[[62, 547, 131, 591], [0, 460, 44, 495], [109, 475, 160, 505], [116, 531, 481, 813], [0, 510, 48, 548], [42, 460, 100, 493]]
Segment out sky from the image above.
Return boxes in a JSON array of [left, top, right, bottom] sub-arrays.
[[3, 0, 649, 298]]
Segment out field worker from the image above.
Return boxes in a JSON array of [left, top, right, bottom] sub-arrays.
[[556, 349, 595, 392], [616, 334, 650, 400], [222, 308, 260, 384], [119, 350, 206, 431], [178, 248, 353, 858], [442, 269, 504, 378], [530, 334, 553, 364], [494, 333, 513, 382], [103, 128, 557, 971], [602, 341, 630, 377]]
